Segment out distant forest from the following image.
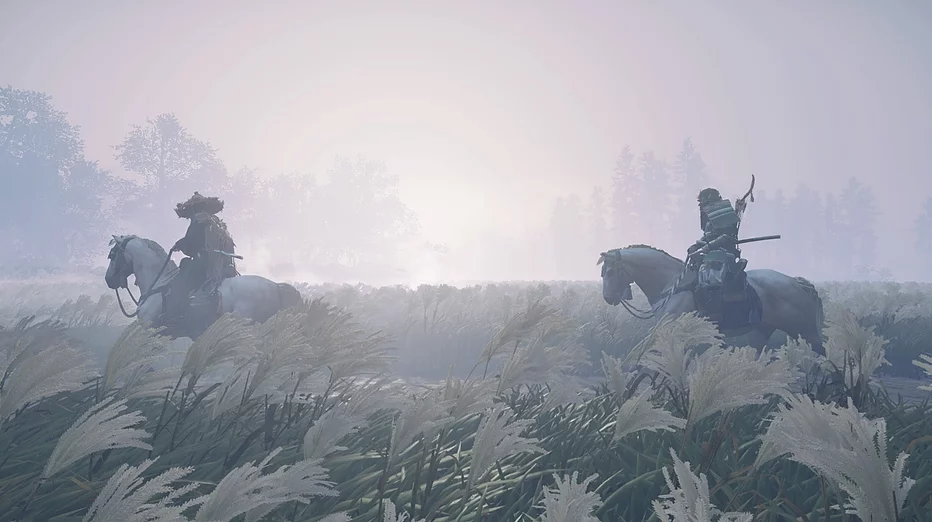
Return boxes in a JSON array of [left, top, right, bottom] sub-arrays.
[[551, 141, 899, 282], [1, 85, 421, 282], [2, 85, 925, 282]]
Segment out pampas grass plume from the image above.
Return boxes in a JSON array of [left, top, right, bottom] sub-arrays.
[[537, 471, 603, 522]]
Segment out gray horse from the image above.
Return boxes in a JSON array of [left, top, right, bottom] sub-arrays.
[[105, 234, 303, 339], [598, 245, 825, 355]]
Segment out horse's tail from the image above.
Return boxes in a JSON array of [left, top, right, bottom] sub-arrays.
[[794, 277, 823, 321], [794, 276, 825, 352], [277, 283, 304, 310], [815, 291, 824, 334]]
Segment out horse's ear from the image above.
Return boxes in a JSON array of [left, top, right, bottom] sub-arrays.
[[109, 235, 119, 246], [597, 252, 606, 265]]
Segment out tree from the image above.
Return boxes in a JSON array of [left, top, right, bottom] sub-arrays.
[[673, 138, 709, 196], [669, 138, 709, 254], [745, 189, 790, 272], [209, 166, 265, 231], [610, 146, 638, 244], [636, 151, 669, 247], [838, 177, 879, 277], [0, 153, 68, 267], [586, 186, 610, 255], [821, 193, 843, 277], [319, 157, 419, 261], [914, 198, 932, 279], [265, 156, 421, 283], [786, 184, 823, 275], [914, 198, 932, 250], [0, 86, 112, 270], [549, 194, 586, 279], [0, 86, 82, 171], [232, 171, 317, 277], [60, 160, 124, 264], [770, 190, 791, 270], [113, 113, 227, 233]]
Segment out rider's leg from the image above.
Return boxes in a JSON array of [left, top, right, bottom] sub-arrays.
[[190, 255, 209, 290], [164, 259, 193, 322]]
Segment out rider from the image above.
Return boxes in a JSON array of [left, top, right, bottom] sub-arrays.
[[686, 188, 747, 283], [164, 192, 236, 326]]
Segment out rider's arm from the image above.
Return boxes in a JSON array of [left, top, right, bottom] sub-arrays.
[[697, 234, 733, 253], [687, 240, 707, 254], [174, 220, 206, 256]]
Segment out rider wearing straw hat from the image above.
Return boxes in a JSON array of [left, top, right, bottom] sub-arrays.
[[164, 192, 236, 328]]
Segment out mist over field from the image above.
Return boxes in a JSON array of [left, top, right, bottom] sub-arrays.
[[3, 3, 932, 522], [3, 1, 932, 284]]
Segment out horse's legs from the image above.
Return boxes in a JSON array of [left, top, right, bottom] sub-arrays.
[[748, 324, 777, 352], [137, 294, 164, 329], [801, 330, 825, 357], [779, 309, 826, 358], [722, 325, 774, 353]]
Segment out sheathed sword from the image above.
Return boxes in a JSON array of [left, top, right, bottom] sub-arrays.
[[736, 234, 780, 245], [688, 234, 780, 260], [213, 249, 244, 260]]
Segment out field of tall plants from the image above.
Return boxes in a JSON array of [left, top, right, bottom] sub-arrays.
[[0, 278, 931, 521]]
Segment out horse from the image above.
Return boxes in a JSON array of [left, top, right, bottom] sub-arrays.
[[598, 245, 825, 356], [104, 234, 303, 339]]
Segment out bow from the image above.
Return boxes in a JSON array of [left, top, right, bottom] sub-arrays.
[[735, 174, 755, 226]]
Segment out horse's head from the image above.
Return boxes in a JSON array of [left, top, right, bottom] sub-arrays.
[[597, 249, 633, 306], [105, 235, 135, 289]]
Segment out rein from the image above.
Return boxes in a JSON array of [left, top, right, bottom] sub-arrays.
[[615, 262, 686, 321], [114, 244, 177, 318], [618, 298, 657, 320]]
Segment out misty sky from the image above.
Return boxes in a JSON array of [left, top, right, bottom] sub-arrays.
[[3, 1, 932, 279]]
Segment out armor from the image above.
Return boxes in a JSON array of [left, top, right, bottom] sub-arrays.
[[163, 192, 237, 333], [688, 191, 743, 272], [174, 211, 236, 283], [687, 187, 756, 329]]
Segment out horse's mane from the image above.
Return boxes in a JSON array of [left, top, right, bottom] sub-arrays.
[[140, 238, 169, 259], [116, 235, 170, 260], [620, 244, 681, 263]]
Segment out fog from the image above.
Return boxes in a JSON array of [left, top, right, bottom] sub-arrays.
[[3, 1, 932, 284]]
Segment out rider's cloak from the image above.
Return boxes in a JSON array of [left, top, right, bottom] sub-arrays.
[[174, 192, 236, 283], [188, 212, 234, 283]]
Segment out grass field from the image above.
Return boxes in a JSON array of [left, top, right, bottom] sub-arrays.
[[0, 277, 930, 521]]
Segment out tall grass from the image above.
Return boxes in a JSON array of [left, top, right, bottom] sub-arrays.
[[0, 280, 929, 521]]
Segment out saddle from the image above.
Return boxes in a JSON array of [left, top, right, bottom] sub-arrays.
[[161, 259, 237, 338], [686, 250, 762, 332]]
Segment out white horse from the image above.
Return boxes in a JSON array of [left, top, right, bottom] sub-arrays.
[[104, 235, 303, 339], [598, 245, 825, 355]]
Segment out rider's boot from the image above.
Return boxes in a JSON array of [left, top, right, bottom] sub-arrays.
[[190, 278, 225, 318], [735, 259, 749, 288], [190, 279, 212, 305], [161, 288, 190, 332]]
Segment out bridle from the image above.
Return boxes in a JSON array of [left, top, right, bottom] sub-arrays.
[[108, 237, 176, 318], [602, 255, 684, 321]]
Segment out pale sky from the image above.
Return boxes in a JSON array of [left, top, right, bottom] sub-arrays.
[[3, 1, 932, 279]]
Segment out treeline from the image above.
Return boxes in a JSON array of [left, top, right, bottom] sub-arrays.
[[548, 140, 901, 281], [2, 85, 925, 282], [1, 86, 421, 281], [549, 142, 710, 279]]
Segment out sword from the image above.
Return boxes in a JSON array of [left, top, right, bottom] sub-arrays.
[[736, 234, 780, 245], [688, 234, 780, 260], [213, 250, 244, 260]]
